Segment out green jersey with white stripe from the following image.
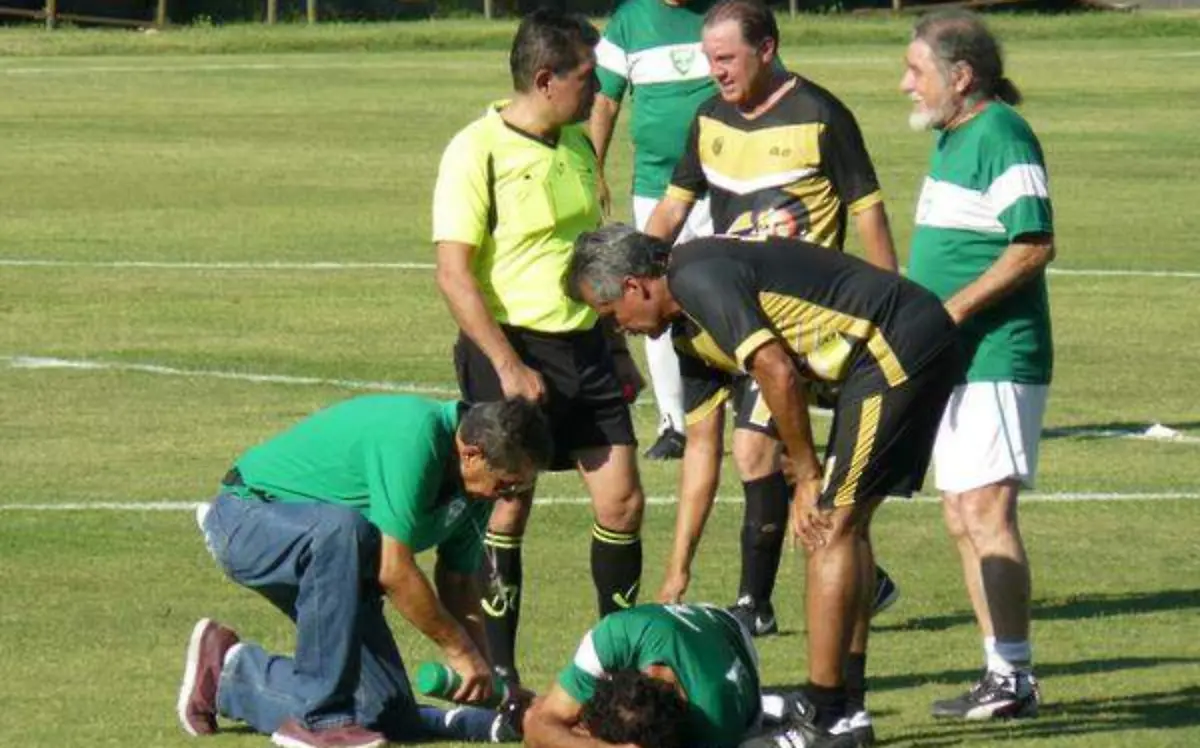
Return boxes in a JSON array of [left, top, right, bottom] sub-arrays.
[[908, 102, 1054, 384], [558, 603, 761, 747], [596, 0, 718, 199]]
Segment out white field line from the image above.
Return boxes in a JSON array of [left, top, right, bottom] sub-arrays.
[[0, 259, 436, 270], [8, 356, 1200, 442], [0, 48, 1194, 77], [1, 492, 1197, 512], [2, 354, 459, 396], [2, 258, 1199, 279], [1048, 426, 1200, 445]]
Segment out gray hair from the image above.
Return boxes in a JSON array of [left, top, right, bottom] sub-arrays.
[[913, 10, 1022, 106], [459, 399, 553, 473], [567, 224, 672, 304]]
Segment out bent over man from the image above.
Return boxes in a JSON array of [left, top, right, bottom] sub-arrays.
[[568, 226, 965, 747], [643, 0, 899, 637]]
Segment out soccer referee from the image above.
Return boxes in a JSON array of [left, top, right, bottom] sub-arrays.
[[432, 11, 647, 690]]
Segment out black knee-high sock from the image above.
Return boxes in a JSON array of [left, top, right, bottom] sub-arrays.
[[591, 523, 642, 617], [480, 531, 523, 682], [844, 652, 868, 715], [737, 472, 790, 603]]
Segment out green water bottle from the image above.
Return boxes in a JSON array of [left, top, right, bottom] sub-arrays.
[[415, 662, 509, 708]]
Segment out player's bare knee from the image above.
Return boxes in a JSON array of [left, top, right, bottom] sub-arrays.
[[731, 432, 779, 479], [594, 489, 644, 532], [489, 496, 532, 534]]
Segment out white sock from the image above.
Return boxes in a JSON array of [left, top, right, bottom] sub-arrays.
[[983, 636, 997, 669], [760, 694, 788, 722], [989, 639, 1032, 676], [644, 332, 685, 433], [223, 642, 245, 670]]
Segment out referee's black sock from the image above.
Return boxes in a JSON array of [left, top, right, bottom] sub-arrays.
[[845, 652, 868, 715], [591, 522, 642, 617], [737, 472, 790, 604], [804, 682, 848, 731], [480, 531, 523, 683]]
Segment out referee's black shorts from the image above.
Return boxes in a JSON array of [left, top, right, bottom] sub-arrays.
[[454, 324, 637, 472], [819, 342, 964, 510]]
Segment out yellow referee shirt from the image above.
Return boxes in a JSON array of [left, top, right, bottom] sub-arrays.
[[433, 103, 601, 333]]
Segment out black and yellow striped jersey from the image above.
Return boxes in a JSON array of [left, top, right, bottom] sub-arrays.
[[668, 236, 957, 425], [666, 74, 882, 250]]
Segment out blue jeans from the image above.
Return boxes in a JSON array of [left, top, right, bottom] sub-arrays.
[[200, 493, 498, 741]]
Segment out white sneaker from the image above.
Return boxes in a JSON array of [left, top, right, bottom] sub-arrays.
[[830, 710, 875, 746]]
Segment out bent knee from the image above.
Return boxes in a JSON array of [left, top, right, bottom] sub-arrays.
[[593, 489, 644, 532], [731, 432, 779, 479]]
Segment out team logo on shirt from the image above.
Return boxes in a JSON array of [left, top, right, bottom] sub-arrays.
[[670, 48, 695, 75], [712, 136, 724, 157], [445, 498, 466, 526]]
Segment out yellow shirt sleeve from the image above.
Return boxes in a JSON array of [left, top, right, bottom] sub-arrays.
[[432, 125, 492, 247]]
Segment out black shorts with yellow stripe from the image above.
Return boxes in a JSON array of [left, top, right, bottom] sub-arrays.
[[818, 342, 963, 509], [683, 370, 840, 438]]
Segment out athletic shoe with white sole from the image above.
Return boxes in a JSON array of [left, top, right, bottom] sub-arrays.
[[728, 596, 779, 637], [931, 670, 1040, 720], [271, 719, 385, 748], [177, 618, 240, 736], [830, 710, 875, 747]]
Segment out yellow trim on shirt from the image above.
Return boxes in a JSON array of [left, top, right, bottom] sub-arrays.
[[735, 329, 778, 371]]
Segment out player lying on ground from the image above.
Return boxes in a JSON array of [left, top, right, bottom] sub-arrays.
[[523, 603, 835, 748]]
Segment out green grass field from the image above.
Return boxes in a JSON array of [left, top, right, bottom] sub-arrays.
[[1, 15, 1198, 747]]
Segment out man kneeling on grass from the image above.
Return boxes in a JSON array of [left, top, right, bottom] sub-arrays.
[[523, 602, 823, 748], [177, 395, 551, 748]]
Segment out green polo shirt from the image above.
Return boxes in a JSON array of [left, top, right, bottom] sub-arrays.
[[228, 395, 491, 574]]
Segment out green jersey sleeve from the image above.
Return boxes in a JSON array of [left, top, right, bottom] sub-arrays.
[[365, 413, 446, 544], [596, 13, 630, 101], [987, 142, 1053, 242], [557, 616, 634, 704]]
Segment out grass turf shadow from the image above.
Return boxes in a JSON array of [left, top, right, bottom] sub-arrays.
[[874, 686, 1200, 747], [875, 588, 1200, 633]]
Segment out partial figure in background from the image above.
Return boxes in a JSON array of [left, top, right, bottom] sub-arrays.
[[642, 0, 900, 691], [589, 0, 721, 461], [902, 9, 1055, 721]]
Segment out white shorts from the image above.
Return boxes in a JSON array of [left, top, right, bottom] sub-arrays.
[[932, 382, 1049, 494], [632, 195, 713, 243]]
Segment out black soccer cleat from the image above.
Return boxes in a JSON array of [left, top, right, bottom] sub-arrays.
[[643, 428, 686, 460], [871, 566, 900, 617], [931, 670, 1040, 720], [490, 690, 533, 742], [728, 596, 779, 637]]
